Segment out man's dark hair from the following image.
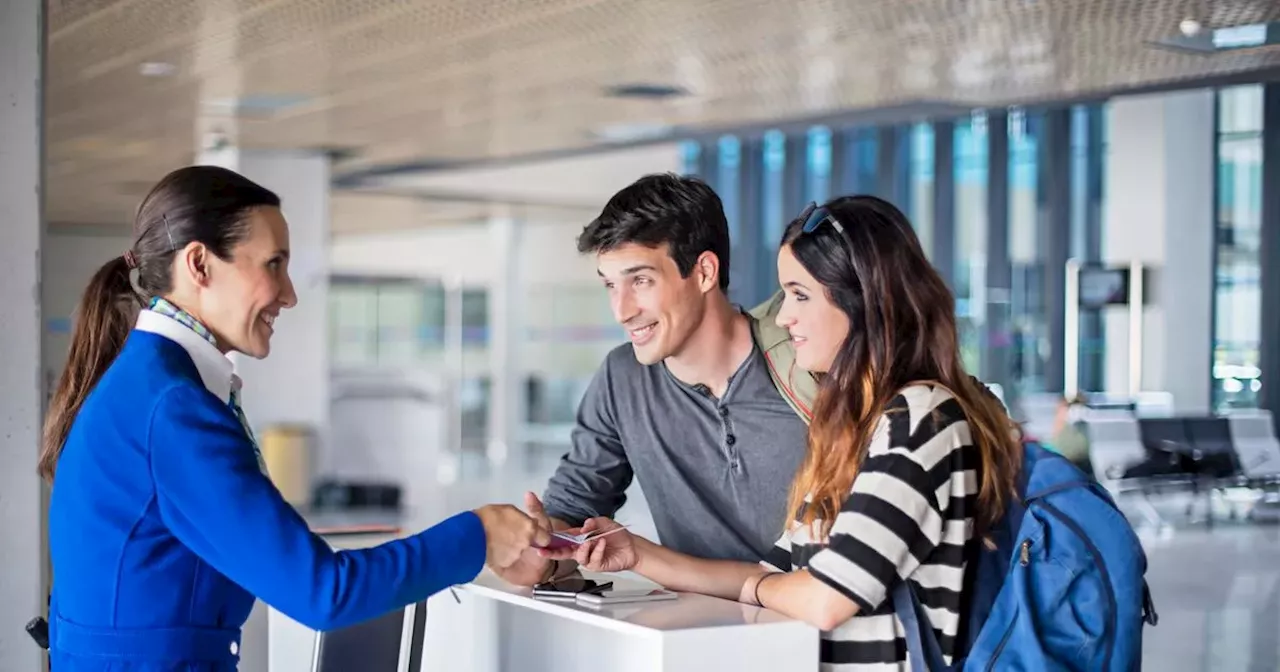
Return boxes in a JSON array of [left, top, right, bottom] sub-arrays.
[[577, 173, 731, 291]]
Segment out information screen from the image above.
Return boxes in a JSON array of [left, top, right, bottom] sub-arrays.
[[1079, 267, 1130, 308]]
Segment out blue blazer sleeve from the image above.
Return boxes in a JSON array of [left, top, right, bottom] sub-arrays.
[[147, 384, 487, 631]]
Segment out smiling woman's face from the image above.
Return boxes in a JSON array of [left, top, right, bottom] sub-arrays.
[[774, 244, 850, 373], [198, 206, 297, 358]]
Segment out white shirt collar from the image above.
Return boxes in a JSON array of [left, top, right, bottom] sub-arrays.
[[135, 309, 236, 403]]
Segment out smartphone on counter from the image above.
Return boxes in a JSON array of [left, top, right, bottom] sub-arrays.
[[531, 577, 613, 600], [575, 588, 678, 607]]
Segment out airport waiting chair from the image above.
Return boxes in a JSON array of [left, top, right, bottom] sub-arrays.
[[1226, 411, 1280, 485], [1085, 410, 1280, 529], [1083, 415, 1149, 484], [1151, 417, 1241, 526], [1226, 411, 1280, 522], [312, 600, 427, 672], [1083, 415, 1172, 529], [1083, 414, 1217, 527]]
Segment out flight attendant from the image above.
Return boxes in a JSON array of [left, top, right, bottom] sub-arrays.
[[40, 165, 548, 670]]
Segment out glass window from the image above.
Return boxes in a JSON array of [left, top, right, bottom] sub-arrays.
[[1008, 110, 1047, 395], [1069, 104, 1107, 393], [374, 284, 423, 366], [759, 130, 787, 294], [806, 126, 832, 204], [954, 113, 990, 373], [680, 140, 701, 176], [461, 288, 489, 346], [329, 277, 457, 370], [1069, 106, 1089, 261], [829, 126, 880, 193], [719, 135, 742, 244], [330, 282, 378, 368], [1213, 85, 1265, 410], [909, 123, 935, 257]]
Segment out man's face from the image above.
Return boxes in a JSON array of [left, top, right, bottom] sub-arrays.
[[597, 243, 709, 365]]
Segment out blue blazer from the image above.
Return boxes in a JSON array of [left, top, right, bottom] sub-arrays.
[[48, 314, 486, 671]]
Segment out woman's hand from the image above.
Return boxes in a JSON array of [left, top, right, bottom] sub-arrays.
[[539, 517, 639, 573], [473, 503, 550, 569], [489, 492, 559, 586]]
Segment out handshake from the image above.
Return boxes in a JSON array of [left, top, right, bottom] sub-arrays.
[[471, 492, 553, 571], [472, 492, 638, 584]]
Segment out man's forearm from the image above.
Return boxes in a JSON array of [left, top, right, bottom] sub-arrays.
[[632, 537, 761, 602]]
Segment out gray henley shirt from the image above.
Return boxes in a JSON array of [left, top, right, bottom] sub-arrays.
[[542, 336, 810, 563]]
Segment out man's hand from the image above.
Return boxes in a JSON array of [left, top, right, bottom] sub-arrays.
[[537, 517, 638, 573], [488, 492, 559, 586]]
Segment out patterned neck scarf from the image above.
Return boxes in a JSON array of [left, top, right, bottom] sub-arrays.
[[148, 297, 269, 475]]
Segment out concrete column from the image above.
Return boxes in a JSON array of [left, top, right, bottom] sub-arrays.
[[200, 148, 330, 672], [0, 1, 45, 669], [1103, 89, 1215, 412], [486, 214, 524, 469]]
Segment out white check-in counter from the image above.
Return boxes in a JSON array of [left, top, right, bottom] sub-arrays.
[[423, 571, 818, 672], [266, 521, 818, 671], [270, 570, 818, 671]]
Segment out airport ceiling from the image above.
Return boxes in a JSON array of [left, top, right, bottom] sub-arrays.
[[46, 0, 1280, 230]]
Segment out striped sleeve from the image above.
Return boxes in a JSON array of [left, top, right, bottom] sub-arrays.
[[807, 396, 966, 613], [761, 531, 793, 572]]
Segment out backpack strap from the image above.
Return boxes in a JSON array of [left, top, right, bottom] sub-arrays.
[[748, 290, 817, 424], [891, 580, 950, 671]]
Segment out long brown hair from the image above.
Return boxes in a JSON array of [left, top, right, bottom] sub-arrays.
[[38, 166, 279, 483], [782, 195, 1022, 538]]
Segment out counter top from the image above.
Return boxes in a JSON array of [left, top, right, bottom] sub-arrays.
[[463, 570, 803, 638]]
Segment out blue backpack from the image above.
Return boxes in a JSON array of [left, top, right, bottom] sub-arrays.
[[892, 441, 1159, 671]]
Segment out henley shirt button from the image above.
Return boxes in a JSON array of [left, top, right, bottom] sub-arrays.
[[718, 406, 729, 417], [725, 434, 737, 446], [230, 641, 239, 655]]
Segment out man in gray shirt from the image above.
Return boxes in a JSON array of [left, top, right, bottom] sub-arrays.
[[493, 173, 809, 587]]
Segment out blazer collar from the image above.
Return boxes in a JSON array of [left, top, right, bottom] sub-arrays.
[[135, 309, 236, 403]]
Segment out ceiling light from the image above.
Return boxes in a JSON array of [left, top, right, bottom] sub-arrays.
[[603, 83, 689, 100], [139, 62, 176, 77], [203, 95, 312, 118], [1213, 24, 1268, 49], [1151, 20, 1278, 54]]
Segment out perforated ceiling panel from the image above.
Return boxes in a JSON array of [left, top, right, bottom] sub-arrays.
[[45, 0, 1280, 228]]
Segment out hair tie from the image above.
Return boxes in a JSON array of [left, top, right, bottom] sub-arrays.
[[122, 250, 138, 269]]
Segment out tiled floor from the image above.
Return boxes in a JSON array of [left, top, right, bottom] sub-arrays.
[[1140, 522, 1280, 671]]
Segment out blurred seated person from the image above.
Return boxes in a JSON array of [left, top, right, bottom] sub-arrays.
[[1050, 394, 1092, 473]]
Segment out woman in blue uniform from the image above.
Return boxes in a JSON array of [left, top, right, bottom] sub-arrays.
[[40, 165, 548, 670]]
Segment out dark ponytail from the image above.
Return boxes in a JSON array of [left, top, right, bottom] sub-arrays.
[[38, 165, 280, 483], [39, 256, 143, 482]]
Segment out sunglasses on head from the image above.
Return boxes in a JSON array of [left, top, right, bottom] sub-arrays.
[[795, 201, 845, 235]]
